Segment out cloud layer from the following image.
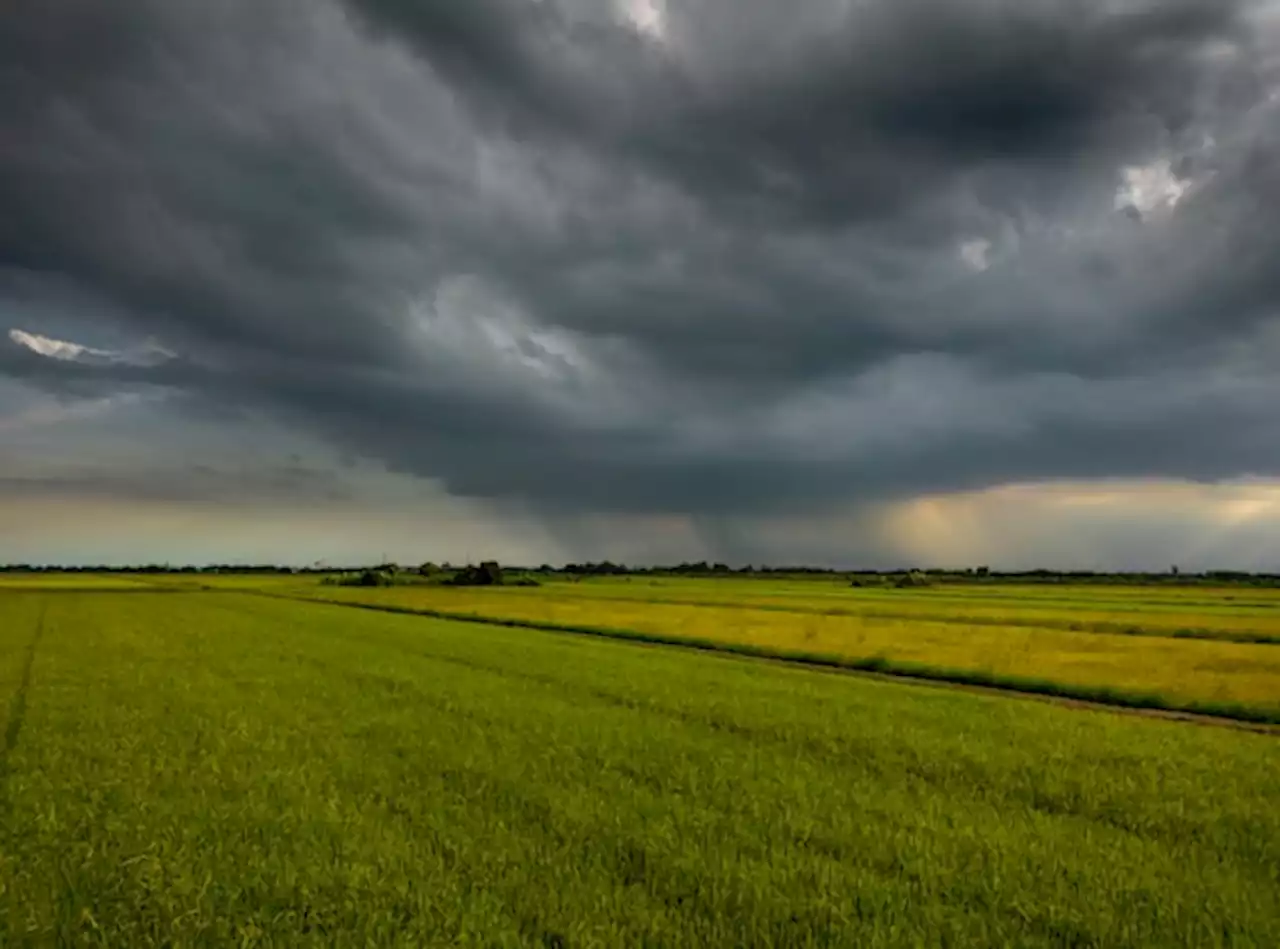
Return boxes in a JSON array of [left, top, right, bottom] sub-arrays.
[[3, 0, 1280, 558]]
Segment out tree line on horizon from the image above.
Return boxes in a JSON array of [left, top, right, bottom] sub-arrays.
[[3, 561, 1279, 586]]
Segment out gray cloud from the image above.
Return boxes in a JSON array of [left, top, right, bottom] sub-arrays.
[[2, 0, 1280, 524], [0, 465, 356, 506]]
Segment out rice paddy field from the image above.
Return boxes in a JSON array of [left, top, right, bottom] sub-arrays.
[[299, 577, 1280, 722], [1, 578, 1278, 946]]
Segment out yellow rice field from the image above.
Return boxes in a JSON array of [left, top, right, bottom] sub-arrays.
[[303, 583, 1280, 715], [474, 581, 1280, 640]]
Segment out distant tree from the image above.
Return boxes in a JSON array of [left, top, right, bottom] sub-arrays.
[[447, 561, 504, 587]]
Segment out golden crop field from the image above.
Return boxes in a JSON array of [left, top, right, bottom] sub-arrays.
[[456, 579, 1280, 641]]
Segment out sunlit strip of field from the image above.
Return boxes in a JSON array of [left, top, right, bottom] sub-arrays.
[[0, 574, 156, 591], [554, 577, 1280, 612], [0, 591, 1276, 946], [303, 586, 1280, 720], [460, 583, 1280, 644], [522, 579, 1280, 638]]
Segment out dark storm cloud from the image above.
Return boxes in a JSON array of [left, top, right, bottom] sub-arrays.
[[354, 0, 1263, 269], [2, 0, 1279, 514]]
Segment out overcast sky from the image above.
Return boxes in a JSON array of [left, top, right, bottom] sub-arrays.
[[3, 0, 1280, 569]]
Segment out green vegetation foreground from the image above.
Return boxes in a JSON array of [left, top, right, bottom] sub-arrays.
[[2, 591, 1278, 946]]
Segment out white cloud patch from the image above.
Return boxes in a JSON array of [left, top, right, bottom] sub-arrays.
[[958, 237, 992, 272], [412, 275, 591, 386], [1114, 159, 1189, 216], [619, 0, 666, 40], [9, 328, 114, 363], [8, 328, 175, 367]]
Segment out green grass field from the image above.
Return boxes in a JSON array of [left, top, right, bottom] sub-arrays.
[[1, 587, 1278, 946]]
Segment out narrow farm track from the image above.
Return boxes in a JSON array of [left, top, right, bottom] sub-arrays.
[[1, 604, 44, 760], [0, 598, 47, 844]]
